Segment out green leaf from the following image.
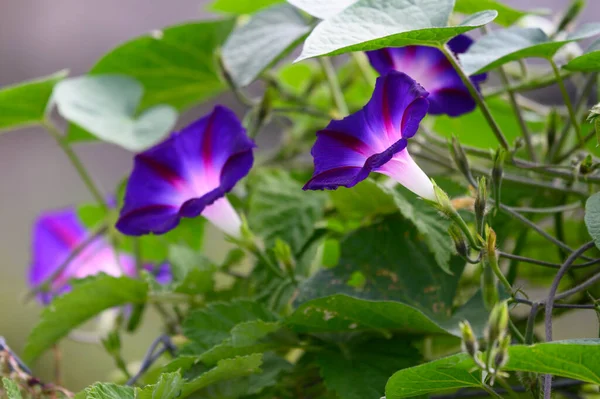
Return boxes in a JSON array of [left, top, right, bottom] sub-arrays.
[[386, 340, 600, 398], [168, 245, 216, 295], [385, 353, 482, 399], [330, 179, 397, 220], [585, 193, 600, 249], [317, 338, 420, 399], [183, 300, 278, 353], [505, 339, 600, 384], [209, 0, 283, 14], [454, 0, 530, 27], [1, 378, 22, 399], [296, 0, 497, 61], [135, 372, 183, 399], [68, 20, 234, 142], [230, 320, 282, 347], [433, 96, 545, 149], [91, 20, 233, 110], [54, 75, 177, 151], [79, 383, 135, 399], [180, 354, 264, 398], [287, 0, 357, 19], [248, 170, 327, 253], [287, 216, 489, 337], [332, 180, 454, 273], [0, 70, 67, 132], [564, 38, 600, 72], [24, 275, 147, 362], [460, 24, 600, 75], [222, 4, 311, 87]]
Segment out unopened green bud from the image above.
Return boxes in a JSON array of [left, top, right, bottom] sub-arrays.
[[474, 177, 487, 235], [449, 136, 474, 184], [487, 301, 510, 344], [494, 335, 511, 370], [481, 264, 499, 310], [273, 238, 294, 271], [485, 226, 497, 257], [101, 330, 121, 356], [580, 154, 594, 174], [432, 180, 454, 217], [448, 225, 468, 257], [557, 0, 586, 33], [459, 320, 479, 358]]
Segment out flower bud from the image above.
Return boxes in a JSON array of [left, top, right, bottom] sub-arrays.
[[449, 136, 474, 184], [487, 301, 509, 344], [432, 180, 454, 217], [494, 335, 511, 370], [101, 330, 121, 356], [579, 154, 594, 175], [481, 264, 499, 310], [474, 177, 487, 235], [273, 238, 295, 272], [557, 0, 586, 33], [459, 320, 479, 358], [448, 225, 468, 258], [485, 225, 497, 256]]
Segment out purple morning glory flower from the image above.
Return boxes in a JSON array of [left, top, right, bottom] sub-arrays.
[[116, 106, 255, 238], [29, 207, 171, 304], [366, 35, 487, 117], [304, 71, 435, 200]]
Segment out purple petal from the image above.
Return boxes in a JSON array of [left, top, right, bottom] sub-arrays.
[[29, 208, 137, 303], [366, 34, 487, 117], [305, 71, 428, 192], [117, 106, 255, 237]]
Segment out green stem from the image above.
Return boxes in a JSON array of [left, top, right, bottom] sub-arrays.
[[488, 251, 513, 295], [484, 69, 574, 98], [351, 52, 376, 85], [549, 59, 583, 145], [44, 121, 108, 211], [319, 57, 349, 116], [440, 45, 509, 150], [497, 65, 537, 160]]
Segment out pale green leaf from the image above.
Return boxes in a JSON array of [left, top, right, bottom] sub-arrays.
[[180, 354, 263, 398], [168, 245, 216, 295], [460, 24, 600, 75], [248, 170, 327, 253], [24, 275, 148, 362], [1, 378, 22, 399], [222, 4, 311, 86], [454, 0, 530, 27], [80, 383, 135, 399], [54, 75, 177, 151], [0, 70, 67, 132], [296, 0, 497, 61], [564, 38, 600, 72], [287, 0, 357, 19], [135, 372, 183, 399]]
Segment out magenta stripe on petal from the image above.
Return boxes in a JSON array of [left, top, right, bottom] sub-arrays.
[[305, 71, 430, 196]]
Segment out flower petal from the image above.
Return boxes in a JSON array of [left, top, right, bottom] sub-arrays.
[[305, 71, 427, 191], [117, 106, 254, 236], [377, 149, 435, 200], [366, 34, 487, 117]]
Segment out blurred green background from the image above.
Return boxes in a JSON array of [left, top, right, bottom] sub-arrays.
[[0, 0, 598, 391]]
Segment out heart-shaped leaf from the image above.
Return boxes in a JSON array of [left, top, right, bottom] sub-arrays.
[[564, 38, 600, 71], [53, 75, 177, 152], [0, 70, 67, 133], [287, 0, 357, 19], [454, 0, 531, 27], [295, 0, 497, 61], [460, 24, 600, 75], [222, 4, 311, 87]]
